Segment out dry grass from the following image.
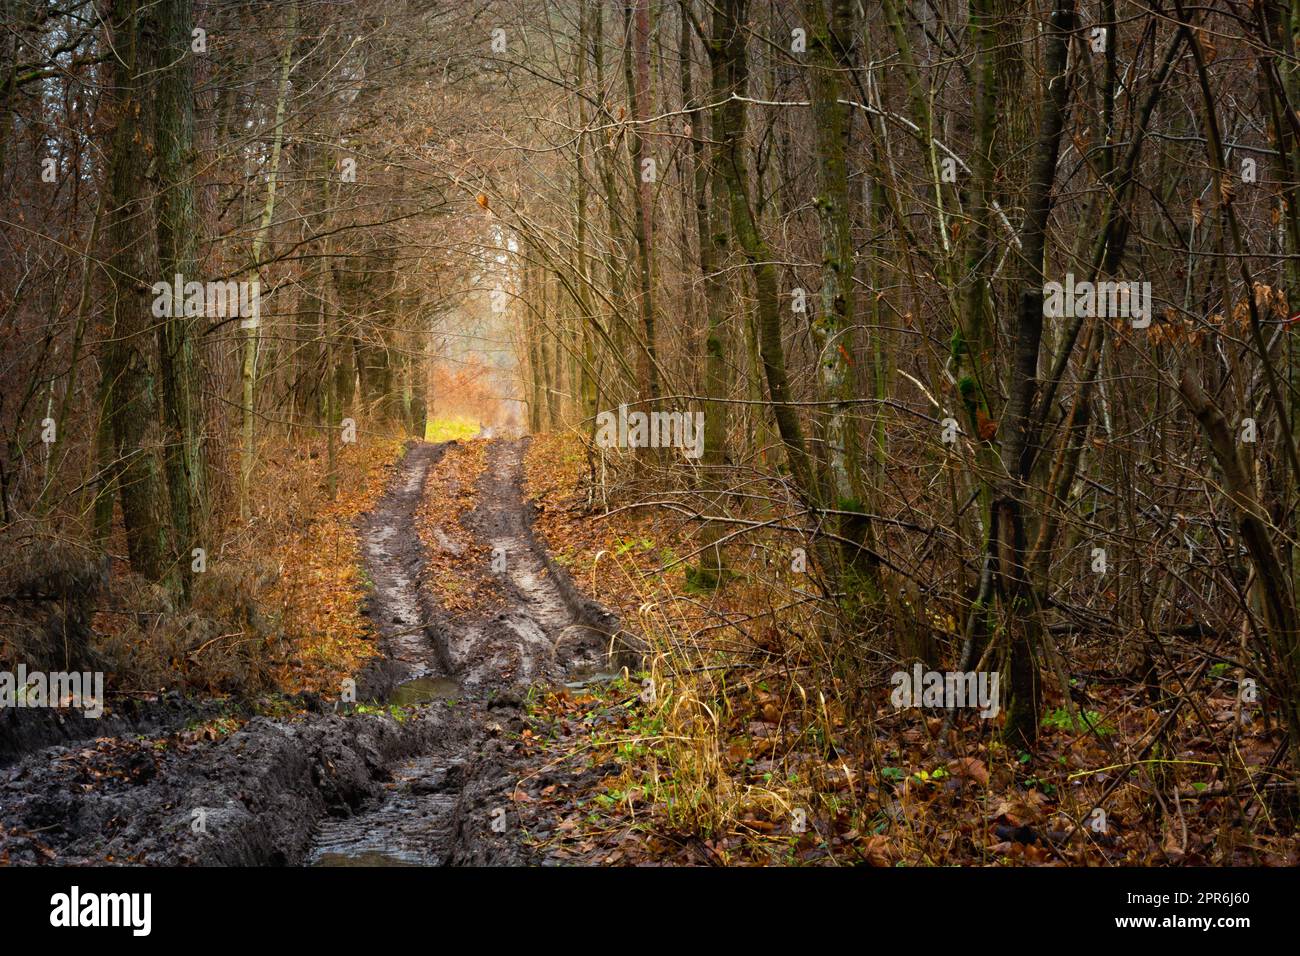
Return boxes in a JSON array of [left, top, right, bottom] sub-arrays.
[[84, 427, 410, 699], [519, 432, 1300, 866]]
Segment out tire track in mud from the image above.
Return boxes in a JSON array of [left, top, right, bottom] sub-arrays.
[[352, 441, 453, 702], [439, 439, 609, 690], [307, 437, 610, 866], [0, 438, 618, 866]]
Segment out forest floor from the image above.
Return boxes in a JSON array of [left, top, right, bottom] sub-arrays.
[[0, 435, 613, 864], [0, 434, 1296, 866]]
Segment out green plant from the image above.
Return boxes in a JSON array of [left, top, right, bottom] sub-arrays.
[[1042, 706, 1115, 736]]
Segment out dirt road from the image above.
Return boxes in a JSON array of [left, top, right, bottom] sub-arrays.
[[0, 439, 622, 866]]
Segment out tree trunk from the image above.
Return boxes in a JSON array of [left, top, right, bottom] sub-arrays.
[[806, 0, 879, 603], [992, 0, 1075, 747], [154, 0, 205, 599], [711, 0, 812, 500], [241, 0, 297, 518], [684, 0, 731, 582], [100, 0, 176, 588], [624, 0, 660, 414]]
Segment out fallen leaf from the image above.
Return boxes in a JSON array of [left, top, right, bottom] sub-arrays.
[[948, 757, 990, 786]]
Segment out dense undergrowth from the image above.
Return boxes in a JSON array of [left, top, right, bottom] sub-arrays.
[[1, 423, 432, 705], [4, 425, 1295, 866], [518, 433, 1299, 866]]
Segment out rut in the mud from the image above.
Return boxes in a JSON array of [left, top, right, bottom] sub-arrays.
[[0, 439, 621, 866], [353, 441, 451, 702], [439, 439, 610, 689], [307, 438, 610, 865]]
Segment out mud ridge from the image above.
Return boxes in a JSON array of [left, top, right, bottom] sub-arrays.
[[516, 439, 645, 673], [0, 693, 238, 770]]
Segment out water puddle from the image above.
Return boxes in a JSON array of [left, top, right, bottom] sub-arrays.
[[390, 676, 462, 706], [312, 850, 421, 867], [306, 752, 462, 867], [563, 670, 623, 691]]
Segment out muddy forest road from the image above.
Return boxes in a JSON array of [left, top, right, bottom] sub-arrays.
[[0, 438, 627, 866]]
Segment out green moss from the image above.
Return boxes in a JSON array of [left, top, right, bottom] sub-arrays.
[[957, 375, 980, 417], [684, 563, 729, 593], [950, 327, 968, 364]]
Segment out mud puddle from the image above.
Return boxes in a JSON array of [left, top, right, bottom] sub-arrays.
[[390, 676, 462, 706]]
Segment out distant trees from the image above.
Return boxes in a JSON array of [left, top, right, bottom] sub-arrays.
[[1, 0, 485, 599]]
